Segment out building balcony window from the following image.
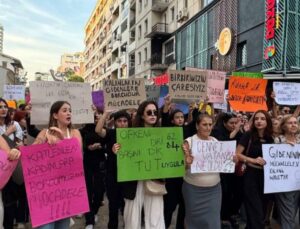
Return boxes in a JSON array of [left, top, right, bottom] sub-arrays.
[[150, 53, 168, 70]]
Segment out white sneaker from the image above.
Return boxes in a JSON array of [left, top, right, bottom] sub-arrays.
[[94, 215, 99, 223], [85, 224, 94, 229]]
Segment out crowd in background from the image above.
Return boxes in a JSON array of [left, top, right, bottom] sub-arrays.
[[0, 91, 300, 229]]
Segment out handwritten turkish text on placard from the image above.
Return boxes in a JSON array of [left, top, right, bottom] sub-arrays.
[[117, 127, 185, 182], [20, 138, 89, 227]]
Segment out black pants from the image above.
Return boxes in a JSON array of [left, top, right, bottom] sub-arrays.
[[3, 179, 18, 229], [243, 167, 267, 229], [163, 178, 185, 229], [220, 173, 244, 221], [106, 172, 124, 229], [84, 159, 106, 225]]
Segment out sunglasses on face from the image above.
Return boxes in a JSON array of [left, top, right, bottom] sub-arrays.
[[146, 110, 158, 116], [283, 109, 290, 113], [0, 105, 8, 109]]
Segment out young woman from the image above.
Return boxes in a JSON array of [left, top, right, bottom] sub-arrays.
[[80, 109, 106, 229], [236, 110, 274, 229], [113, 101, 165, 229], [211, 112, 243, 228], [274, 115, 300, 229], [0, 98, 24, 229], [0, 135, 20, 229], [182, 114, 221, 229], [33, 101, 82, 229]]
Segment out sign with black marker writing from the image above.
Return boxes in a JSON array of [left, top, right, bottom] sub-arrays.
[[191, 139, 236, 173], [228, 77, 268, 112], [168, 70, 207, 101], [116, 127, 185, 181], [20, 138, 89, 227], [103, 79, 146, 111], [273, 82, 300, 105], [263, 144, 300, 193], [29, 81, 94, 124]]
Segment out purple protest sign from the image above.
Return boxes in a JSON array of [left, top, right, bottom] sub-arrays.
[[92, 91, 104, 110], [0, 150, 18, 189], [20, 138, 89, 227]]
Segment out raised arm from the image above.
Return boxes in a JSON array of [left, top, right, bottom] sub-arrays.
[[95, 111, 109, 137]]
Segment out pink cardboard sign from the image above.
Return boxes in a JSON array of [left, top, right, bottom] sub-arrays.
[[0, 150, 18, 189], [20, 138, 89, 227]]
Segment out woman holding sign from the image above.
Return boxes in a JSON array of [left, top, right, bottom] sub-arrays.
[[112, 101, 165, 229], [236, 110, 273, 229], [182, 113, 221, 229], [0, 135, 21, 229], [274, 115, 300, 229], [32, 101, 82, 229]]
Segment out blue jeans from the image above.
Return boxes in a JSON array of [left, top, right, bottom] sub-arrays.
[[36, 218, 70, 229]]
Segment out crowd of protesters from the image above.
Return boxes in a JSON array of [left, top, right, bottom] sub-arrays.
[[1, 91, 300, 229]]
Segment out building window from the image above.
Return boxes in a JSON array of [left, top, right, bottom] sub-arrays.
[[164, 39, 175, 64], [138, 25, 142, 39], [171, 7, 175, 21], [202, 0, 213, 8], [138, 52, 141, 64], [144, 19, 148, 35], [144, 0, 148, 7], [185, 0, 188, 7], [139, 0, 142, 12], [144, 48, 148, 62], [237, 41, 247, 67]]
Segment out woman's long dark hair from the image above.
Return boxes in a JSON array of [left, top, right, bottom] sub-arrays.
[[48, 101, 73, 129], [250, 110, 273, 140], [0, 98, 11, 125], [133, 100, 160, 127]]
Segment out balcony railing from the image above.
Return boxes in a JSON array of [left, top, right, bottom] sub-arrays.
[[145, 23, 170, 38]]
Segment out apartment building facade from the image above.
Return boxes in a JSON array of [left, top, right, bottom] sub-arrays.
[[84, 0, 115, 90]]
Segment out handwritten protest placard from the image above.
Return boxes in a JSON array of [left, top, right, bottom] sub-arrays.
[[29, 81, 94, 124], [214, 89, 228, 111], [117, 127, 185, 181], [191, 139, 236, 173], [92, 90, 104, 110], [168, 70, 207, 101], [103, 79, 146, 111], [273, 82, 300, 106], [20, 138, 89, 227], [3, 85, 25, 101], [186, 67, 226, 103], [263, 144, 300, 193], [146, 85, 160, 103], [0, 150, 18, 189], [228, 77, 268, 112]]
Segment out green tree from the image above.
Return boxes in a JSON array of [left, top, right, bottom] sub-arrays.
[[68, 75, 84, 82]]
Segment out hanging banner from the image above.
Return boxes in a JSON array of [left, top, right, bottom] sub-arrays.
[[273, 82, 300, 106], [29, 81, 94, 124], [20, 138, 89, 227], [228, 77, 268, 112], [103, 79, 146, 111], [169, 70, 207, 101], [263, 144, 300, 194], [117, 127, 185, 181], [191, 139, 236, 173]]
